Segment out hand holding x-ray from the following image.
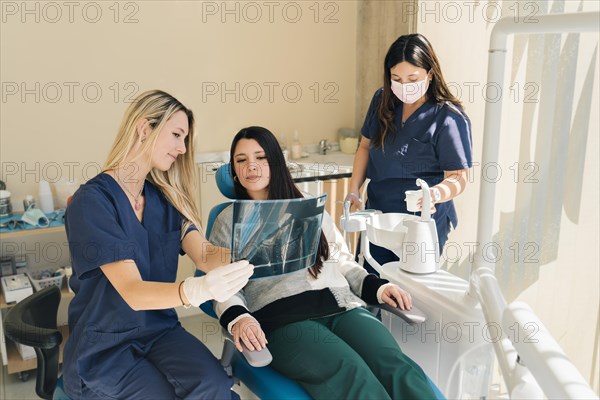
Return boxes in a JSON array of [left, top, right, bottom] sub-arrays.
[[231, 195, 327, 279]]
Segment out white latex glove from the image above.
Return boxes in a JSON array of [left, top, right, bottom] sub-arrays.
[[344, 192, 363, 211], [183, 260, 254, 306]]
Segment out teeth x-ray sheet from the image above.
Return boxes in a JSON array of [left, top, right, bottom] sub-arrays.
[[231, 195, 327, 279]]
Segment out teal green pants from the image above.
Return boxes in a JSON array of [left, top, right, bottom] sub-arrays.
[[266, 307, 440, 400]]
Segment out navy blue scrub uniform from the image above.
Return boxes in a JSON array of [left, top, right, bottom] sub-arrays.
[[63, 173, 236, 399], [361, 89, 472, 273]]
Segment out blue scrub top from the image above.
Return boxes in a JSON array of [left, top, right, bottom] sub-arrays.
[[62, 173, 194, 396], [362, 89, 472, 231]]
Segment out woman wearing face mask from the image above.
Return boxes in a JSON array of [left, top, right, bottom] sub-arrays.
[[347, 33, 472, 273], [62, 90, 253, 399]]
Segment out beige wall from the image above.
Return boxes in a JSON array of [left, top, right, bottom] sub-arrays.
[[3, 0, 598, 392], [0, 1, 357, 205], [355, 0, 416, 128], [416, 0, 599, 392]]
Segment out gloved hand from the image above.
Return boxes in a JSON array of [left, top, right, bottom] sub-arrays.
[[183, 260, 254, 306], [344, 192, 363, 211]]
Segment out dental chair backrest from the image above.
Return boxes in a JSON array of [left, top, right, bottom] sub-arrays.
[[204, 164, 236, 237], [198, 164, 236, 319]]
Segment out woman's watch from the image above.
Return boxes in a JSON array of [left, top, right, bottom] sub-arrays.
[[431, 187, 442, 203]]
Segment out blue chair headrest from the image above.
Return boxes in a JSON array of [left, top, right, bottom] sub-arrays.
[[216, 163, 236, 199]]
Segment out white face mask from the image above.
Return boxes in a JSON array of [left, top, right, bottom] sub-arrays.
[[391, 77, 430, 104]]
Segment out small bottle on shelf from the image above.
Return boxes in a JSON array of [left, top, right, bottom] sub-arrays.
[[291, 130, 302, 160], [23, 195, 36, 211], [38, 180, 54, 214]]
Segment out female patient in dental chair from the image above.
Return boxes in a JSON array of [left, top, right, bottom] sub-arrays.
[[210, 126, 443, 400]]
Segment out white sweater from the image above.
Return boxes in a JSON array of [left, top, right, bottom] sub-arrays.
[[209, 205, 388, 333]]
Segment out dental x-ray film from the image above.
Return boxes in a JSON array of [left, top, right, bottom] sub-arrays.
[[231, 195, 327, 279]]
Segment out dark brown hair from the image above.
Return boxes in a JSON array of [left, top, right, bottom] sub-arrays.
[[375, 33, 463, 148], [229, 126, 330, 278]]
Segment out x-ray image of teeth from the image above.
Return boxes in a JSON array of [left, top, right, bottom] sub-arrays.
[[231, 195, 327, 279]]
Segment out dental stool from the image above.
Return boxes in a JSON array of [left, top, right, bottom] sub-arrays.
[[3, 286, 72, 400]]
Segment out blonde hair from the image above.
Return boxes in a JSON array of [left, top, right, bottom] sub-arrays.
[[104, 90, 202, 237]]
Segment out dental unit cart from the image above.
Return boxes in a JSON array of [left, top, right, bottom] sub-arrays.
[[341, 180, 494, 398]]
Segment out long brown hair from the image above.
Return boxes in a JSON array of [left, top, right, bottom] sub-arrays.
[[104, 90, 201, 237], [229, 126, 330, 278], [375, 33, 463, 148]]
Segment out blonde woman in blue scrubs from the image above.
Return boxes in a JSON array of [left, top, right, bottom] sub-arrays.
[[63, 90, 253, 399], [347, 33, 473, 273]]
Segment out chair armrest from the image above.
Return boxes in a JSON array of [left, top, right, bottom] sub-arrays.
[[3, 286, 63, 349], [222, 330, 273, 368], [373, 303, 427, 324], [4, 321, 62, 349]]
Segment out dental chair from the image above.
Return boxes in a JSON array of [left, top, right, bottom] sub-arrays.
[[198, 164, 440, 400], [3, 286, 71, 400]]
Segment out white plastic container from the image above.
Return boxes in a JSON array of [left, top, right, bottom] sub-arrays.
[[291, 130, 302, 160], [38, 180, 54, 213], [404, 190, 422, 212], [26, 269, 64, 291], [54, 178, 79, 208], [338, 128, 360, 154], [15, 343, 36, 360], [1, 274, 33, 303], [0, 190, 12, 217]]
